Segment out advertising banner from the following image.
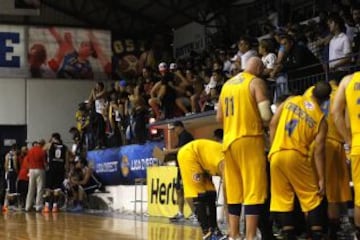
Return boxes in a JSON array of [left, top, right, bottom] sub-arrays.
[[87, 141, 164, 185], [0, 25, 27, 78], [147, 166, 192, 217], [112, 36, 145, 79], [173, 22, 206, 58], [28, 27, 112, 80]]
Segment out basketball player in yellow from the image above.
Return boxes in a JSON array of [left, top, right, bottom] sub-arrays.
[[178, 129, 226, 240], [217, 57, 272, 240], [332, 71, 360, 239], [269, 81, 331, 240], [304, 81, 352, 239]]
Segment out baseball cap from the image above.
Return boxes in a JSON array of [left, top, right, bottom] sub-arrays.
[[169, 63, 177, 70], [158, 62, 167, 72], [119, 80, 127, 87]]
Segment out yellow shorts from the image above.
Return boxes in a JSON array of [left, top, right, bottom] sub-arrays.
[[270, 150, 322, 212], [224, 137, 267, 205], [351, 155, 360, 207], [326, 139, 351, 203], [178, 148, 215, 199]]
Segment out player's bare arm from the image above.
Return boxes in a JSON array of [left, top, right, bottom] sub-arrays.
[[332, 74, 352, 145], [314, 118, 328, 196], [251, 77, 272, 126]]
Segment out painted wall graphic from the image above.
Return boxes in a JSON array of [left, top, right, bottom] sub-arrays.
[[28, 27, 112, 80], [112, 37, 145, 79], [0, 25, 27, 78]]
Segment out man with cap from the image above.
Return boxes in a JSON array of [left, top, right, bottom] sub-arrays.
[[177, 129, 227, 239], [164, 121, 195, 222]]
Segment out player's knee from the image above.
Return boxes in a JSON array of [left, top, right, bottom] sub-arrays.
[[277, 212, 294, 227], [228, 204, 242, 216], [244, 204, 263, 215], [308, 203, 325, 228]]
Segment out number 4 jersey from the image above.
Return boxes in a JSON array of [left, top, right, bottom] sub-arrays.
[[219, 72, 264, 151], [269, 95, 324, 158]]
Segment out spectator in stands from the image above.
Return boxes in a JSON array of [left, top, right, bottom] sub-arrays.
[[148, 72, 177, 120], [258, 39, 277, 80], [3, 144, 18, 212], [25, 140, 46, 212], [88, 81, 107, 116], [328, 13, 352, 80], [17, 146, 29, 209], [190, 76, 205, 113], [238, 36, 257, 70], [108, 92, 123, 147], [87, 102, 106, 149], [351, 4, 360, 63], [201, 69, 224, 112], [126, 84, 148, 144], [69, 126, 84, 160], [139, 67, 157, 104]]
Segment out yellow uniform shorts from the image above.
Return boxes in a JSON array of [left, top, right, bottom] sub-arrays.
[[178, 148, 215, 199], [224, 137, 267, 205], [326, 139, 351, 203], [270, 150, 322, 212], [351, 155, 360, 207]]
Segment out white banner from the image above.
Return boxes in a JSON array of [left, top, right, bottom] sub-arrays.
[[173, 22, 206, 58], [0, 25, 28, 78]]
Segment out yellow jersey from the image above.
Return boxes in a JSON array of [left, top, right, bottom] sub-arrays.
[[304, 83, 343, 142], [182, 139, 223, 176], [219, 72, 263, 150], [345, 72, 360, 155], [269, 95, 324, 158]]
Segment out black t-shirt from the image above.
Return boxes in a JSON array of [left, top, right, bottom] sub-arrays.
[[177, 130, 194, 148], [48, 143, 67, 172]]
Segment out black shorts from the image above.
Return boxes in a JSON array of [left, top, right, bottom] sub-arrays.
[[46, 170, 65, 190], [6, 171, 18, 194]]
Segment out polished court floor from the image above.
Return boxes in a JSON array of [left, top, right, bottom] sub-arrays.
[[0, 212, 203, 240]]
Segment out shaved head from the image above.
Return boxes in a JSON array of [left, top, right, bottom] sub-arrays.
[[245, 57, 264, 76]]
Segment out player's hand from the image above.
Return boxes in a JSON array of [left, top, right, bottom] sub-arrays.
[[317, 180, 325, 196]]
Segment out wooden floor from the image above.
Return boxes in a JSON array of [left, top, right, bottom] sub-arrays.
[[0, 212, 203, 240]]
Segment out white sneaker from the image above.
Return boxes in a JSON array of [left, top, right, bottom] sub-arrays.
[[187, 213, 198, 223], [169, 212, 185, 222]]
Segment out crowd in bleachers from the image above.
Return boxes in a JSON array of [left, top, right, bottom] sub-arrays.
[[71, 1, 360, 150]]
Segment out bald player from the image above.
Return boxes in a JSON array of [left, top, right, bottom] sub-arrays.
[[217, 57, 272, 240], [332, 71, 360, 239], [178, 129, 226, 240], [304, 81, 352, 239], [269, 81, 331, 240]]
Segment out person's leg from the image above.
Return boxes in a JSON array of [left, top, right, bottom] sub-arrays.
[[35, 169, 45, 211], [351, 155, 360, 239], [308, 202, 326, 240], [25, 169, 36, 211]]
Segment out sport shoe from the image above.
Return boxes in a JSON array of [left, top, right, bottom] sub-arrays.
[[2, 205, 8, 212], [187, 213, 198, 224], [211, 229, 227, 240], [70, 205, 83, 213], [52, 205, 58, 213], [169, 212, 185, 223], [42, 205, 50, 213]]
